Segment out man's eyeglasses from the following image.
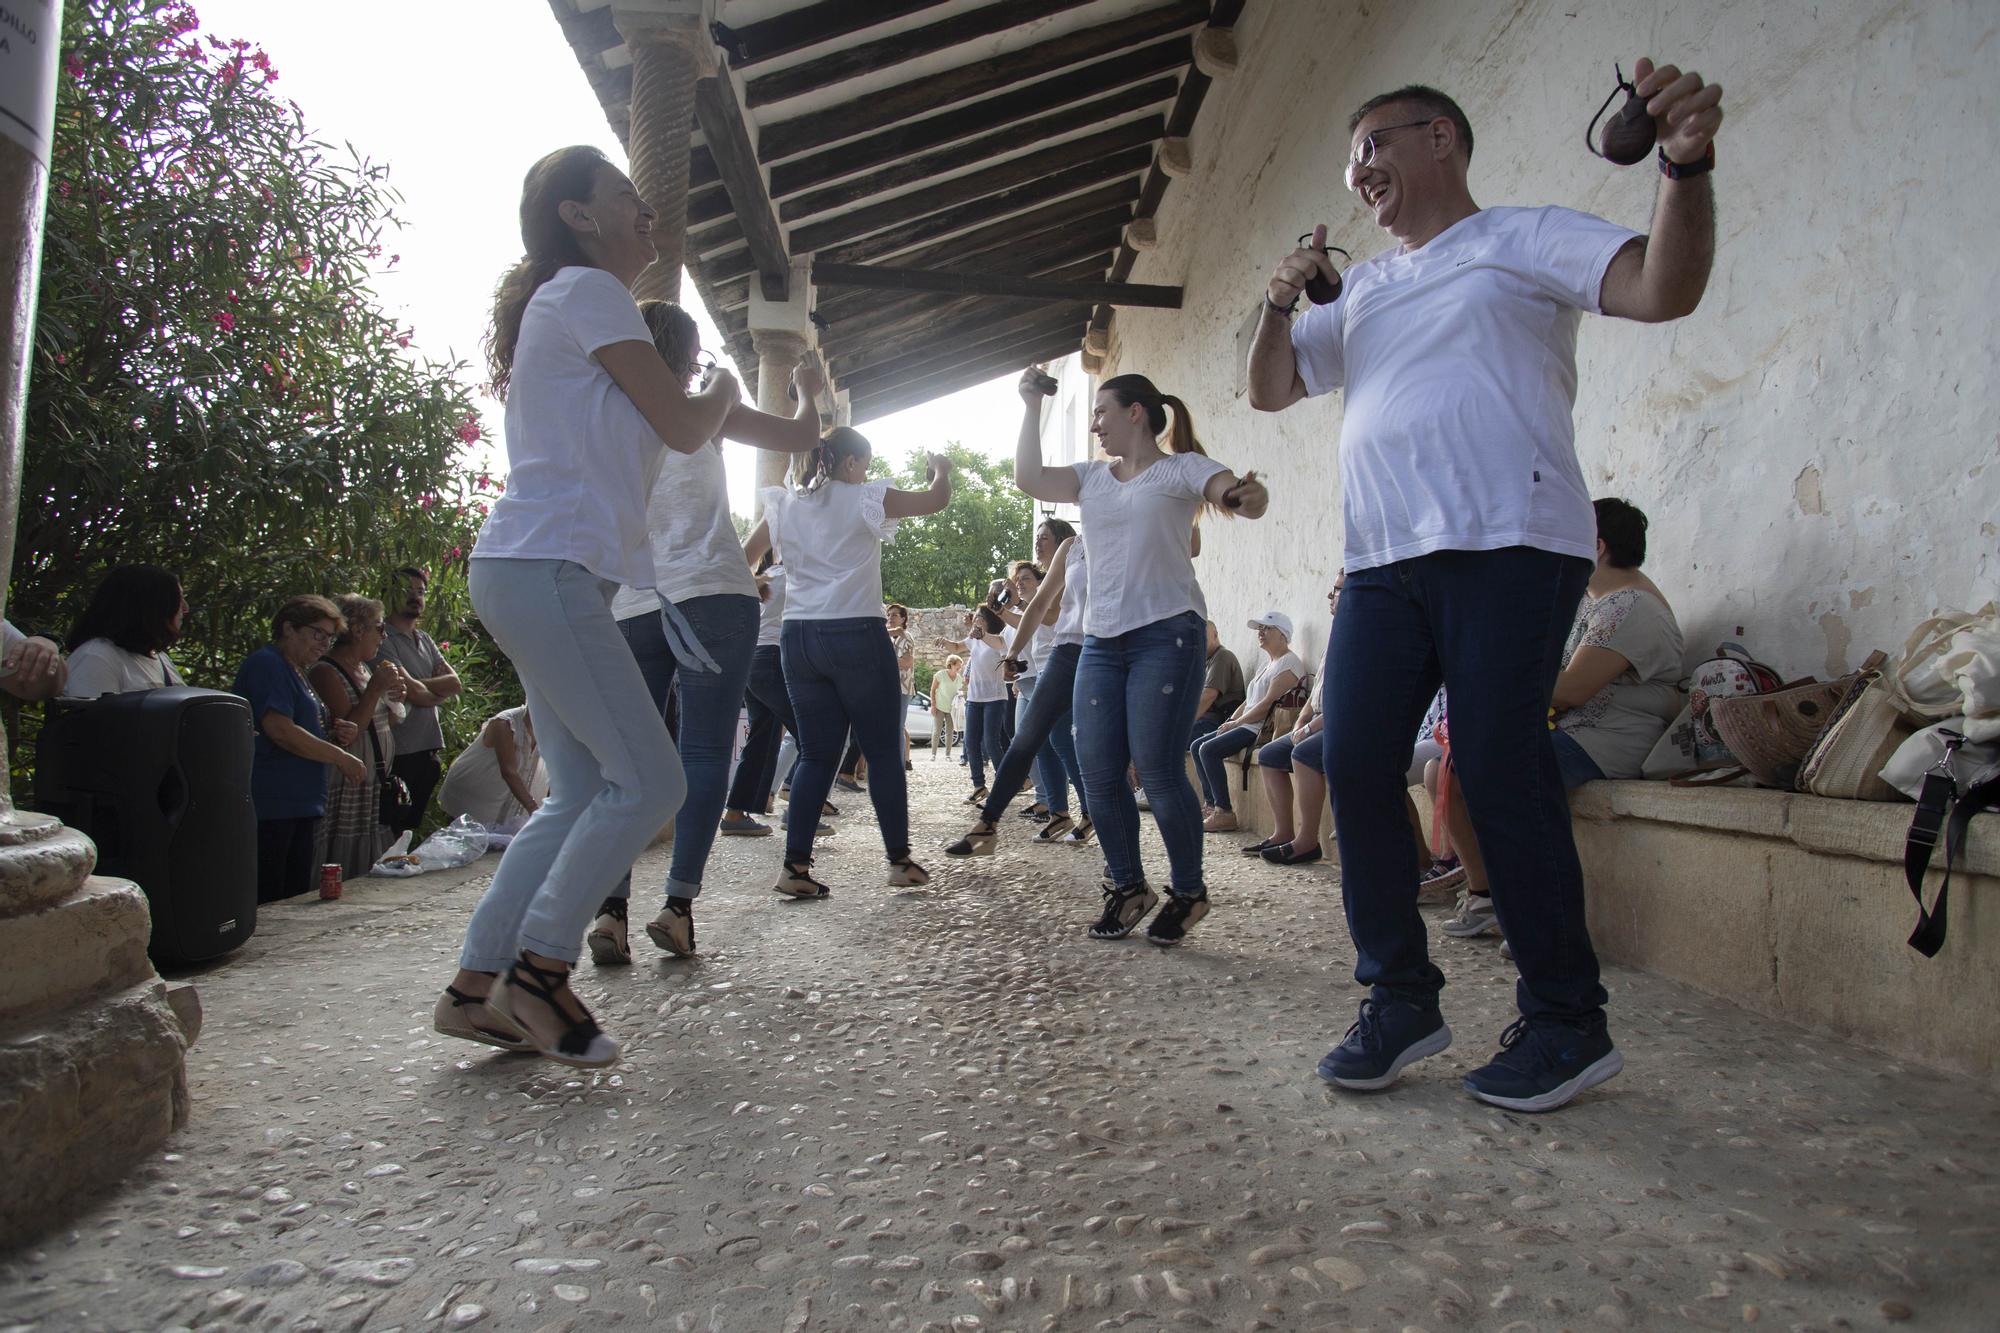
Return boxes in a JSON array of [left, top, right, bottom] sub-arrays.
[[1344, 119, 1438, 191]]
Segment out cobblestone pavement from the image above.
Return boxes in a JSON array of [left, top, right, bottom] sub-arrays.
[[4, 759, 1997, 1332]]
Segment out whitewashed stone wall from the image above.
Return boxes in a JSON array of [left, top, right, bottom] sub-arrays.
[[1099, 0, 1998, 682]]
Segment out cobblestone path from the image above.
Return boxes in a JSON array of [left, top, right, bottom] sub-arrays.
[[4, 759, 1995, 1331]]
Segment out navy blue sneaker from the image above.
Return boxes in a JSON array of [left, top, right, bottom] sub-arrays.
[[1463, 1017, 1622, 1112], [1316, 997, 1452, 1090]]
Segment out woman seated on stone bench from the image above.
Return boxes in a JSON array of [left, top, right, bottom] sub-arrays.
[[1244, 578, 1341, 864], [1441, 498, 1685, 939], [1193, 611, 1304, 833]]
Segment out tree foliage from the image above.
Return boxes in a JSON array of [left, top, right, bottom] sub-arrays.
[[10, 0, 516, 795], [875, 443, 1035, 608]]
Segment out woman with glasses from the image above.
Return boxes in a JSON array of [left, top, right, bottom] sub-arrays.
[[585, 299, 825, 967], [231, 595, 369, 903], [1011, 368, 1270, 947], [307, 594, 410, 879]]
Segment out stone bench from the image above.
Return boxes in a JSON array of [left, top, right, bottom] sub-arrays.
[[1568, 781, 1996, 1083], [1221, 770, 1997, 1083]]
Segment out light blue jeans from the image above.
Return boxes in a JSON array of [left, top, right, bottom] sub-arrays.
[[459, 559, 686, 970]]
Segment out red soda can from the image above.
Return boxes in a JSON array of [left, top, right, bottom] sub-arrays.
[[319, 864, 343, 900]]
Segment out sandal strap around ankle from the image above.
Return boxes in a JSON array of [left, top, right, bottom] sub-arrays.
[[506, 957, 605, 1058]]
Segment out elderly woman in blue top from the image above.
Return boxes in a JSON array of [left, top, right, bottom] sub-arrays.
[[432, 145, 740, 1070], [231, 595, 367, 903]]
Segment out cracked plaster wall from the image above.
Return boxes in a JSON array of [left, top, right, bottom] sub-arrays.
[[1102, 0, 1998, 681]]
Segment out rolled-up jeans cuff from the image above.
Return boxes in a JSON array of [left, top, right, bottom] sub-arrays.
[[666, 875, 703, 901], [517, 929, 581, 966]]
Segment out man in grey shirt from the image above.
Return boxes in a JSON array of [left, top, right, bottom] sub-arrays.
[[374, 566, 462, 835], [1195, 620, 1246, 743]]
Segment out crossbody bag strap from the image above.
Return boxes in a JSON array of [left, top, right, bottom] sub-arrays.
[[321, 655, 393, 782]]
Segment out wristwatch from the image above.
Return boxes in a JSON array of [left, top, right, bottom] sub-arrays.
[[1659, 143, 1715, 179]]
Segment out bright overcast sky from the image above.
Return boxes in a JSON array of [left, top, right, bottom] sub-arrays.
[[192, 0, 1030, 515]]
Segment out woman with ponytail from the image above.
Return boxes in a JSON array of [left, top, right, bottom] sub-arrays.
[[745, 430, 954, 900], [433, 146, 738, 1068], [1012, 369, 1270, 946], [583, 299, 823, 966]]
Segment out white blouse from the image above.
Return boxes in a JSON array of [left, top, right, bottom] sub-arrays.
[[760, 480, 899, 621], [965, 637, 1007, 704], [1071, 452, 1225, 639]]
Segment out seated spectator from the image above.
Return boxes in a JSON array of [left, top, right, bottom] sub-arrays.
[[1247, 578, 1343, 864], [1194, 619, 1245, 744], [307, 594, 409, 878], [1, 619, 66, 700], [1441, 498, 1685, 938], [1192, 612, 1303, 832], [232, 596, 367, 902], [61, 564, 187, 698], [439, 704, 546, 832], [1409, 689, 1465, 896]]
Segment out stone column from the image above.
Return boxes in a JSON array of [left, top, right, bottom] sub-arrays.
[[0, 3, 196, 1249], [751, 330, 808, 500], [749, 257, 819, 508], [614, 2, 718, 305]]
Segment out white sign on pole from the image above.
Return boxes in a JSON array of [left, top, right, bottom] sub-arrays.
[[0, 1, 63, 168]]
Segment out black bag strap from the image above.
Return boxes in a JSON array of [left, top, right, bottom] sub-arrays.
[[1904, 769, 2000, 957]]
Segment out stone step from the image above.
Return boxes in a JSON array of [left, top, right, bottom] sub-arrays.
[[0, 875, 155, 1025], [0, 978, 191, 1249], [0, 817, 97, 917]]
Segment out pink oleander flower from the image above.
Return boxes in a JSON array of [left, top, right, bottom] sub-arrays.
[[419, 493, 436, 510], [457, 421, 482, 445], [213, 310, 235, 332]]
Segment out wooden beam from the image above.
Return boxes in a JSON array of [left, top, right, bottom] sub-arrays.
[[840, 306, 1094, 394], [815, 263, 1179, 309], [853, 329, 1090, 423], [693, 67, 789, 301], [710, 0, 955, 68], [819, 255, 1114, 353], [828, 301, 1074, 379], [768, 72, 1178, 200], [556, 4, 621, 59], [793, 148, 1151, 262], [780, 115, 1161, 226], [784, 125, 1157, 253], [688, 182, 733, 228], [813, 212, 1128, 328], [744, 0, 1098, 107], [1086, 0, 1248, 340], [758, 2, 1206, 163], [812, 177, 1139, 270]]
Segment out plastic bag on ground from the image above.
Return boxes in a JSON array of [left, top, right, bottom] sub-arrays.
[[370, 815, 490, 876]]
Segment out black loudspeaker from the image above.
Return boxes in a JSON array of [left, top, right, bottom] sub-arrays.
[[35, 687, 258, 963]]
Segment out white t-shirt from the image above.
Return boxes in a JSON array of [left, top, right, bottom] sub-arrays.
[[438, 706, 548, 826], [756, 566, 786, 647], [1022, 622, 1056, 677], [472, 266, 664, 588], [1052, 537, 1089, 647], [1240, 649, 1305, 719], [609, 435, 757, 619], [1290, 206, 1639, 572], [965, 636, 1007, 704], [760, 480, 899, 621], [1072, 452, 1226, 639], [62, 638, 184, 698]]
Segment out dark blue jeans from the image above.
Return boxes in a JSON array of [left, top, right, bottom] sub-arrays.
[[963, 698, 1008, 789], [611, 592, 759, 901], [1074, 611, 1208, 897], [1321, 547, 1602, 1023], [726, 643, 795, 813], [1191, 723, 1260, 810], [980, 644, 1086, 823], [782, 617, 909, 864]]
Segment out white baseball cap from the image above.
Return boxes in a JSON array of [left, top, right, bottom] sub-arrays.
[[1248, 611, 1293, 638]]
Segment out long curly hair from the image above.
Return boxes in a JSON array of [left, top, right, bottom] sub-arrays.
[[485, 146, 611, 398]]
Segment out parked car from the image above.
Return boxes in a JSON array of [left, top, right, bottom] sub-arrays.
[[906, 692, 934, 745]]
